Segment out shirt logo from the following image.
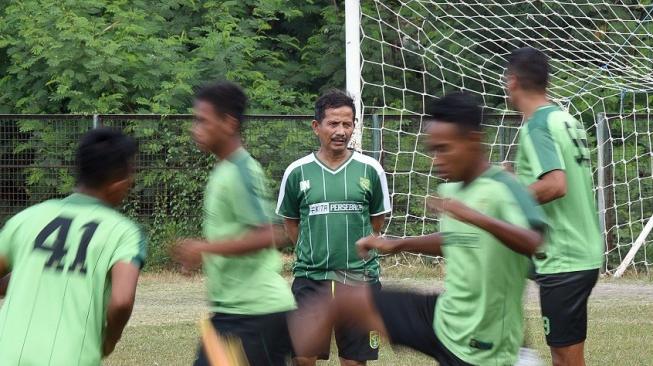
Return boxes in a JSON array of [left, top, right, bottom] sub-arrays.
[[309, 201, 364, 216], [369, 331, 380, 349], [360, 177, 370, 191], [300, 179, 311, 192]]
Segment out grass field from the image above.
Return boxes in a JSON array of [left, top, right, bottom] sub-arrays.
[[104, 271, 653, 366]]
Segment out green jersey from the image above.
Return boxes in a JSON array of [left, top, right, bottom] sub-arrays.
[[0, 193, 146, 366], [276, 151, 391, 283], [203, 148, 295, 315], [435, 166, 546, 365], [516, 104, 604, 274]]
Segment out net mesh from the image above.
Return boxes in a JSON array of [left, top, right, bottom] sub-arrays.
[[358, 1, 653, 274]]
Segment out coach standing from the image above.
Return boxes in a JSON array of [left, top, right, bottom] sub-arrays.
[[276, 90, 391, 366]]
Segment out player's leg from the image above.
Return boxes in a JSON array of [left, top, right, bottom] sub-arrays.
[[289, 283, 387, 360], [289, 285, 470, 366], [333, 282, 382, 366], [550, 342, 585, 366], [290, 278, 333, 365], [194, 312, 292, 366], [194, 314, 239, 366], [293, 355, 318, 366], [537, 269, 598, 366], [257, 311, 295, 365], [369, 289, 471, 366]]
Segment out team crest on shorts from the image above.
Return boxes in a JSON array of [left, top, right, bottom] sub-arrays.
[[360, 177, 370, 191], [369, 330, 380, 349]]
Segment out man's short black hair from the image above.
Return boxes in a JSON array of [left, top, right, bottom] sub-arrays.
[[314, 89, 356, 123], [195, 81, 248, 123], [426, 92, 483, 132], [75, 128, 138, 189], [507, 47, 549, 92]]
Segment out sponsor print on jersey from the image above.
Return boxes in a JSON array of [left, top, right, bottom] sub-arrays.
[[308, 201, 364, 216]]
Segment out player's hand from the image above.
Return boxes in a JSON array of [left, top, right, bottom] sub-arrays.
[[356, 235, 396, 258], [427, 196, 480, 224], [172, 239, 207, 274]]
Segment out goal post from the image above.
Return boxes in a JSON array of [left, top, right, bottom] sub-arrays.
[[345, 0, 363, 152], [347, 0, 653, 276]]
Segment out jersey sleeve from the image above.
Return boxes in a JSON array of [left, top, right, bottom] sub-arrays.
[[523, 123, 566, 178], [368, 161, 391, 216], [111, 223, 148, 269], [276, 166, 300, 219], [497, 181, 548, 233], [231, 164, 274, 227]]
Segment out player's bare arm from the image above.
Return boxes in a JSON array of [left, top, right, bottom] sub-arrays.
[[0, 257, 8, 279], [103, 261, 140, 357], [357, 233, 444, 258], [370, 214, 385, 235], [529, 170, 567, 204], [0, 257, 9, 299], [283, 218, 300, 244], [0, 273, 10, 298], [431, 196, 543, 255], [173, 224, 289, 271]]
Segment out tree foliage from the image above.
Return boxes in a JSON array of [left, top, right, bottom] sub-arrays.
[[0, 0, 348, 114], [2, 1, 652, 270]]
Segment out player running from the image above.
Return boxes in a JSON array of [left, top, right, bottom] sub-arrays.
[[276, 90, 390, 366], [0, 128, 146, 365], [506, 47, 604, 366], [173, 81, 296, 366], [290, 92, 546, 366]]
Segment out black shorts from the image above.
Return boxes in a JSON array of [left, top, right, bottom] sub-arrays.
[[193, 311, 292, 366], [291, 277, 381, 361], [371, 289, 472, 366], [536, 268, 599, 347]]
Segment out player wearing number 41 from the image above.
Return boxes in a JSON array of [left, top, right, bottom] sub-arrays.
[[289, 92, 547, 366], [0, 129, 146, 365], [506, 47, 604, 366]]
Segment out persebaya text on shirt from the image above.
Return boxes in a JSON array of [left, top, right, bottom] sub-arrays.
[[309, 202, 364, 216]]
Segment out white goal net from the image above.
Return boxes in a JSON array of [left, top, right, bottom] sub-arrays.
[[352, 0, 653, 275]]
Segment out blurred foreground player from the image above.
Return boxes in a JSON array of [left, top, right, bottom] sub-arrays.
[[173, 81, 295, 366], [290, 92, 546, 366], [0, 128, 146, 365]]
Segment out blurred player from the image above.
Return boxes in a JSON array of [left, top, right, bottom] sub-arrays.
[[290, 92, 546, 366], [173, 81, 296, 366], [506, 47, 604, 366], [276, 90, 390, 366], [0, 128, 146, 365]]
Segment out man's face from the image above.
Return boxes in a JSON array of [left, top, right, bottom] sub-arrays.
[[426, 121, 480, 182], [312, 106, 355, 154], [191, 100, 231, 153]]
